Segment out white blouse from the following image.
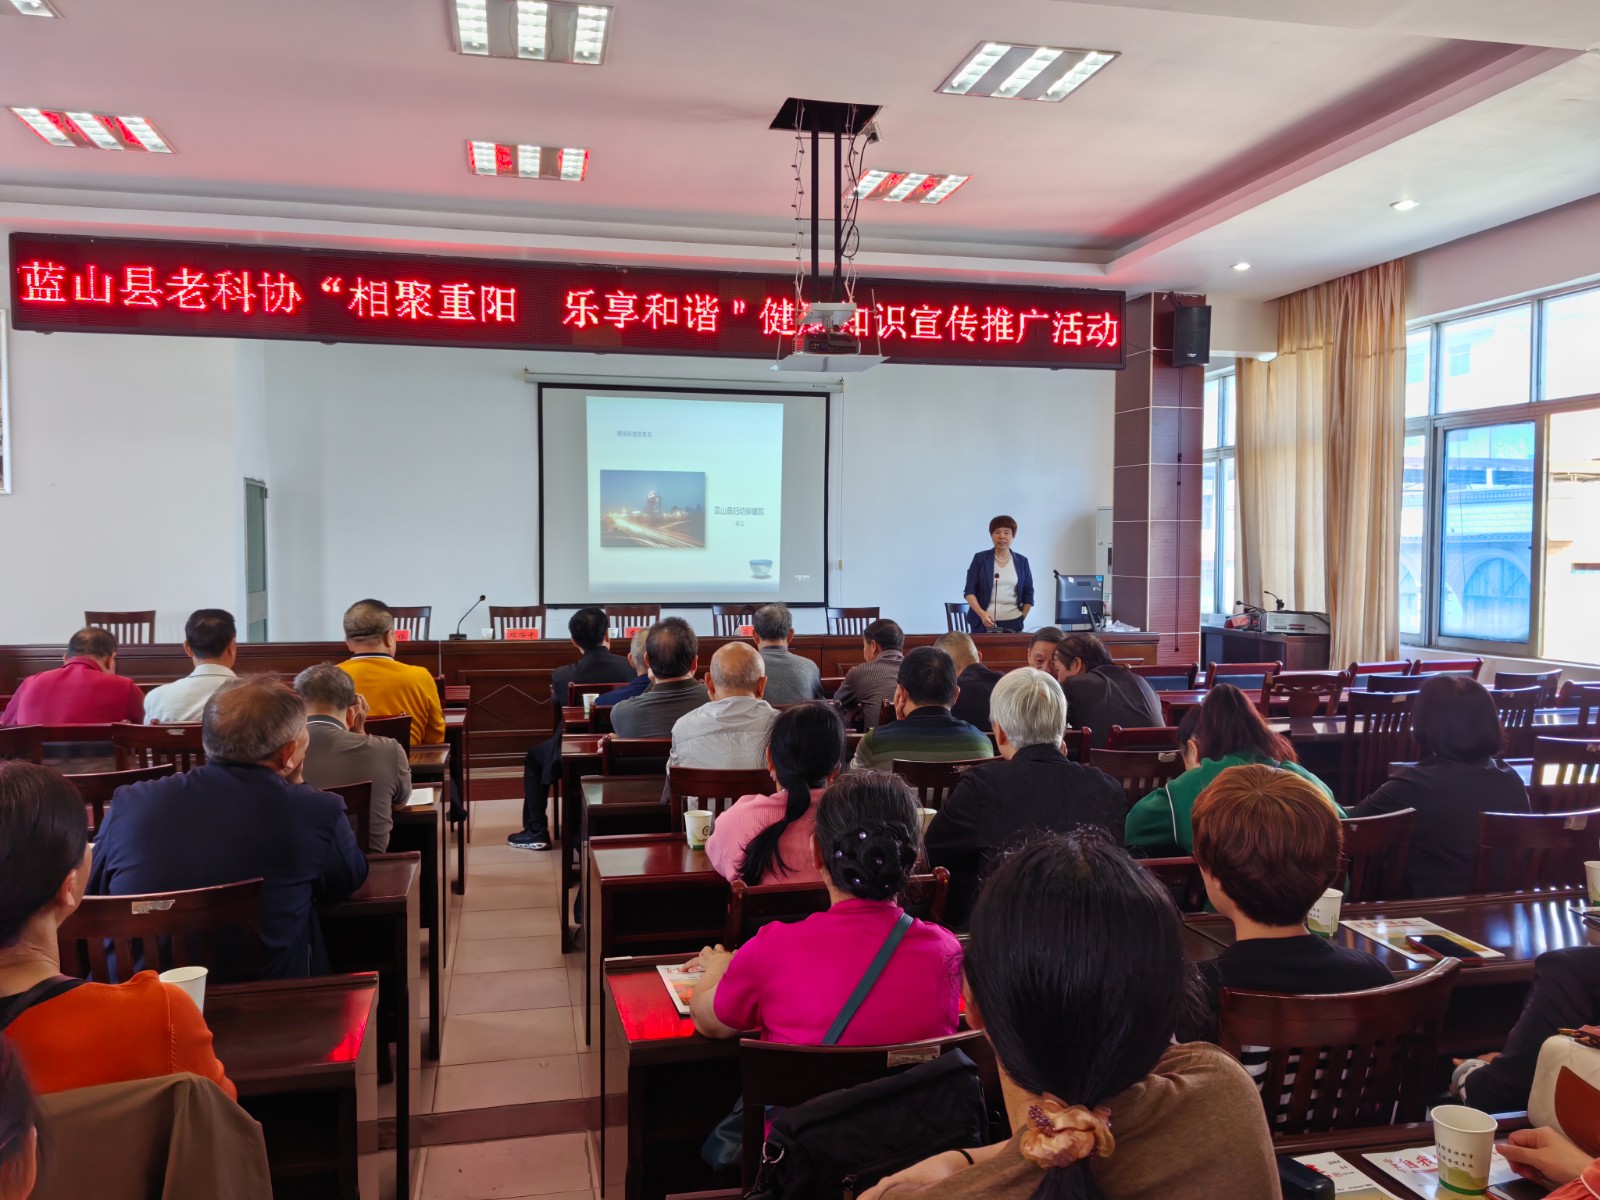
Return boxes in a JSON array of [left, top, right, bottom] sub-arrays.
[[993, 555, 1021, 620]]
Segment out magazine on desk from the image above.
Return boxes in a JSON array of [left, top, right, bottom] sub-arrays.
[[1293, 1152, 1399, 1197], [1339, 917, 1503, 963], [1363, 1147, 1518, 1199], [657, 963, 700, 1016]]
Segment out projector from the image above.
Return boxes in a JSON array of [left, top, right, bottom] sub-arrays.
[[797, 301, 858, 330]]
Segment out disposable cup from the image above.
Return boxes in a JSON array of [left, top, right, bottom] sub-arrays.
[[480, 627, 494, 640], [684, 810, 714, 850], [1430, 1104, 1496, 1195], [583, 692, 597, 716], [1585, 861, 1600, 905], [159, 965, 208, 1013], [1306, 887, 1343, 937], [920, 808, 937, 835]]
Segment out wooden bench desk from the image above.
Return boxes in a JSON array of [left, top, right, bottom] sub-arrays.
[[1276, 1114, 1531, 1199], [443, 710, 468, 894], [389, 789, 446, 1060], [560, 733, 607, 950]]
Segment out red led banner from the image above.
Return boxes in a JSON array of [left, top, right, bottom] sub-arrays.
[[9, 233, 1125, 369]]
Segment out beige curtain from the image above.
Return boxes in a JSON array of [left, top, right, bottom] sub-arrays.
[[1234, 261, 1406, 665]]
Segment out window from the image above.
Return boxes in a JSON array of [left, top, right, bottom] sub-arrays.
[[1438, 306, 1531, 413], [1543, 407, 1600, 663], [1202, 373, 1237, 616], [1437, 423, 1533, 643], [1399, 433, 1425, 637]]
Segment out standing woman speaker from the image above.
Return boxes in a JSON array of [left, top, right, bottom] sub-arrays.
[[963, 515, 1033, 634]]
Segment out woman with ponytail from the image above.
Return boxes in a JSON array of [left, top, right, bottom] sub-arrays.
[[705, 702, 847, 886], [862, 831, 1277, 1200], [688, 772, 962, 1047]]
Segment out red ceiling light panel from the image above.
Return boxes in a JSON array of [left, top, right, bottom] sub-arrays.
[[10, 108, 173, 152], [853, 169, 970, 205]]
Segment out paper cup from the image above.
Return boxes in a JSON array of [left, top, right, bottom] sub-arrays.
[[480, 627, 494, 640], [1431, 1104, 1496, 1195], [684, 810, 714, 850], [920, 808, 937, 835], [159, 965, 208, 1013], [583, 692, 597, 716], [1306, 887, 1343, 937], [1586, 861, 1600, 905]]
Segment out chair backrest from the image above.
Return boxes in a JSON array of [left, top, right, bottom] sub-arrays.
[[1106, 725, 1182, 751], [1490, 686, 1542, 756], [724, 878, 830, 946], [606, 605, 660, 636], [819, 675, 844, 700], [58, 879, 265, 984], [1474, 807, 1600, 893], [1060, 726, 1092, 764], [1339, 691, 1416, 807], [1494, 670, 1562, 707], [84, 610, 156, 645], [388, 606, 432, 640], [600, 735, 671, 776], [1264, 671, 1348, 719], [1204, 660, 1282, 693], [0, 725, 43, 763], [568, 680, 629, 706], [362, 713, 412, 749], [487, 605, 545, 638], [1365, 674, 1428, 694], [943, 602, 967, 632], [667, 766, 776, 822], [1411, 657, 1482, 680], [1338, 808, 1415, 902], [1218, 958, 1460, 1136], [112, 722, 205, 772], [67, 763, 176, 833], [1087, 746, 1186, 810], [1128, 663, 1199, 690], [709, 605, 758, 637], [826, 607, 879, 636], [325, 779, 373, 850], [1558, 682, 1600, 733], [443, 684, 471, 708], [889, 758, 986, 812], [1531, 737, 1600, 815], [1136, 856, 1207, 912], [1346, 661, 1412, 691]]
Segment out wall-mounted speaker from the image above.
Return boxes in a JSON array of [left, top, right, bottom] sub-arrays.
[[1170, 304, 1211, 367]]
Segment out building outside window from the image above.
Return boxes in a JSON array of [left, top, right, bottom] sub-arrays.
[[1202, 372, 1237, 617]]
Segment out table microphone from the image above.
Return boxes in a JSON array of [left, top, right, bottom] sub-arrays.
[[450, 595, 486, 641], [992, 570, 1001, 632]]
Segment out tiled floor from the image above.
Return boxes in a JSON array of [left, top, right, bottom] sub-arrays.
[[362, 796, 603, 1200]]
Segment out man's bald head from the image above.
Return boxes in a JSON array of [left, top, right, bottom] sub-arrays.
[[708, 642, 766, 699]]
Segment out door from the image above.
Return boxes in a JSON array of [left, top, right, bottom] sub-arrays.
[[244, 478, 268, 641]]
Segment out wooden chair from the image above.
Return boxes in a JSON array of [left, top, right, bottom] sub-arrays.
[[710, 605, 758, 637], [1530, 737, 1600, 814], [1217, 958, 1460, 1136], [84, 610, 155, 645], [1137, 856, 1207, 912], [1337, 808, 1415, 902], [1107, 725, 1182, 751], [1495, 670, 1562, 708], [890, 758, 987, 812], [1060, 727, 1092, 763], [58, 879, 265, 984], [900, 867, 952, 925], [325, 779, 373, 851], [388, 606, 432, 640], [67, 763, 175, 834], [600, 736, 671, 776], [1129, 663, 1198, 691], [724, 878, 829, 947], [1474, 808, 1600, 892], [1203, 660, 1282, 694], [1338, 691, 1415, 807], [819, 675, 844, 700], [569, 680, 629, 706], [666, 766, 775, 822], [1490, 686, 1542, 756], [363, 714, 412, 749], [943, 603, 968, 632], [1367, 674, 1429, 694], [1411, 657, 1483, 680], [1263, 671, 1347, 719], [1088, 746, 1186, 810], [826, 607, 879, 637], [1346, 660, 1412, 691], [1557, 682, 1600, 731], [0, 725, 42, 763], [487, 605, 545, 638], [112, 723, 204, 772], [606, 605, 660, 635], [443, 684, 471, 708]]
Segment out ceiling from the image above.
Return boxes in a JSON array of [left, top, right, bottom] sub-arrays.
[[1, 0, 1598, 301]]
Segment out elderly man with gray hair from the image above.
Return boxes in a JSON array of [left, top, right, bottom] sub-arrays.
[[295, 662, 411, 853], [87, 675, 370, 978], [667, 642, 776, 772], [923, 667, 1126, 928], [751, 604, 825, 705]]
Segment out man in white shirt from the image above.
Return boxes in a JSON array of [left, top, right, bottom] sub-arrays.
[[143, 609, 238, 724], [668, 642, 776, 771]]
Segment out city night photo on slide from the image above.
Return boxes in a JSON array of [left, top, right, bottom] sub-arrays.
[[599, 469, 707, 549]]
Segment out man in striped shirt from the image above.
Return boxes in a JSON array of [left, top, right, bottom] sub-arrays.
[[849, 647, 994, 772]]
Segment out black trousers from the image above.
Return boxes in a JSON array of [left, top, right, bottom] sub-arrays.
[[1464, 946, 1600, 1112], [520, 731, 561, 838]]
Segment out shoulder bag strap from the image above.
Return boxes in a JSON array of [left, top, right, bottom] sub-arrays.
[[822, 912, 914, 1046], [0, 975, 86, 1031]]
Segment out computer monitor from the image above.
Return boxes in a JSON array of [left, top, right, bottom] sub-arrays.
[[1055, 574, 1105, 626]]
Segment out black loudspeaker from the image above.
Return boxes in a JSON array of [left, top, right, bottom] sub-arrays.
[[1171, 304, 1211, 367]]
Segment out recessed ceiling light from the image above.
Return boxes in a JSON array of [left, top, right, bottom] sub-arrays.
[[10, 107, 173, 151], [4, 0, 60, 15], [450, 0, 612, 64], [939, 43, 1118, 101], [853, 169, 970, 205], [1391, 199, 1421, 211], [1231, 262, 1251, 272], [467, 139, 586, 181]]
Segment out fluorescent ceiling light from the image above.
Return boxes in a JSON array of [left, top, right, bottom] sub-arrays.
[[454, 0, 489, 53], [943, 42, 1009, 95], [1391, 198, 1421, 211], [9, 107, 73, 146], [5, 0, 60, 15], [853, 169, 969, 205], [64, 111, 120, 151], [571, 4, 608, 64], [920, 174, 969, 204], [884, 173, 929, 202], [940, 42, 1118, 101], [11, 107, 172, 151], [112, 114, 173, 152], [1041, 50, 1117, 101], [517, 143, 541, 177], [559, 146, 587, 181], [450, 0, 611, 63], [1231, 261, 1251, 271], [994, 47, 1062, 98], [467, 139, 585, 181], [515, 0, 547, 58]]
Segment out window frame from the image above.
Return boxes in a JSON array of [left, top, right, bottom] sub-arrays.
[[1202, 370, 1237, 618]]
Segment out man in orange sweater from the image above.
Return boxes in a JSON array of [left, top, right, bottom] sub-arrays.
[[336, 599, 445, 747]]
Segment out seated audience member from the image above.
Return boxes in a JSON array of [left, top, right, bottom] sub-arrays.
[[704, 702, 846, 886], [926, 669, 1124, 926], [1181, 764, 1390, 1049], [752, 604, 825, 704], [88, 677, 368, 979], [1353, 673, 1529, 897], [687, 772, 961, 1045], [850, 648, 994, 771], [0, 761, 234, 1098], [1025, 626, 1064, 673], [143, 609, 237, 724], [1125, 683, 1337, 855], [1494, 1127, 1600, 1198], [294, 663, 409, 854], [594, 627, 651, 709], [859, 832, 1279, 1200], [0, 1039, 36, 1198], [1452, 947, 1600, 1112], [0, 628, 143, 727], [336, 600, 444, 748], [934, 631, 1003, 732], [611, 618, 710, 739], [511, 607, 635, 850], [832, 619, 904, 730], [668, 643, 774, 772], [1050, 633, 1162, 748]]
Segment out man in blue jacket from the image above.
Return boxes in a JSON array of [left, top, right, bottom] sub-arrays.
[[89, 675, 369, 979]]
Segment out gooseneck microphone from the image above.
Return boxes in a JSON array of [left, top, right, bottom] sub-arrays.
[[1263, 590, 1287, 612], [992, 570, 1001, 632], [451, 595, 487, 641]]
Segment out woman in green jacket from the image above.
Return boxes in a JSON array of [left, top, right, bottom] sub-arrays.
[[1125, 683, 1342, 855]]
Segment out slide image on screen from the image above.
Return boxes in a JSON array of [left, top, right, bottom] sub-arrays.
[[599, 470, 706, 549]]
